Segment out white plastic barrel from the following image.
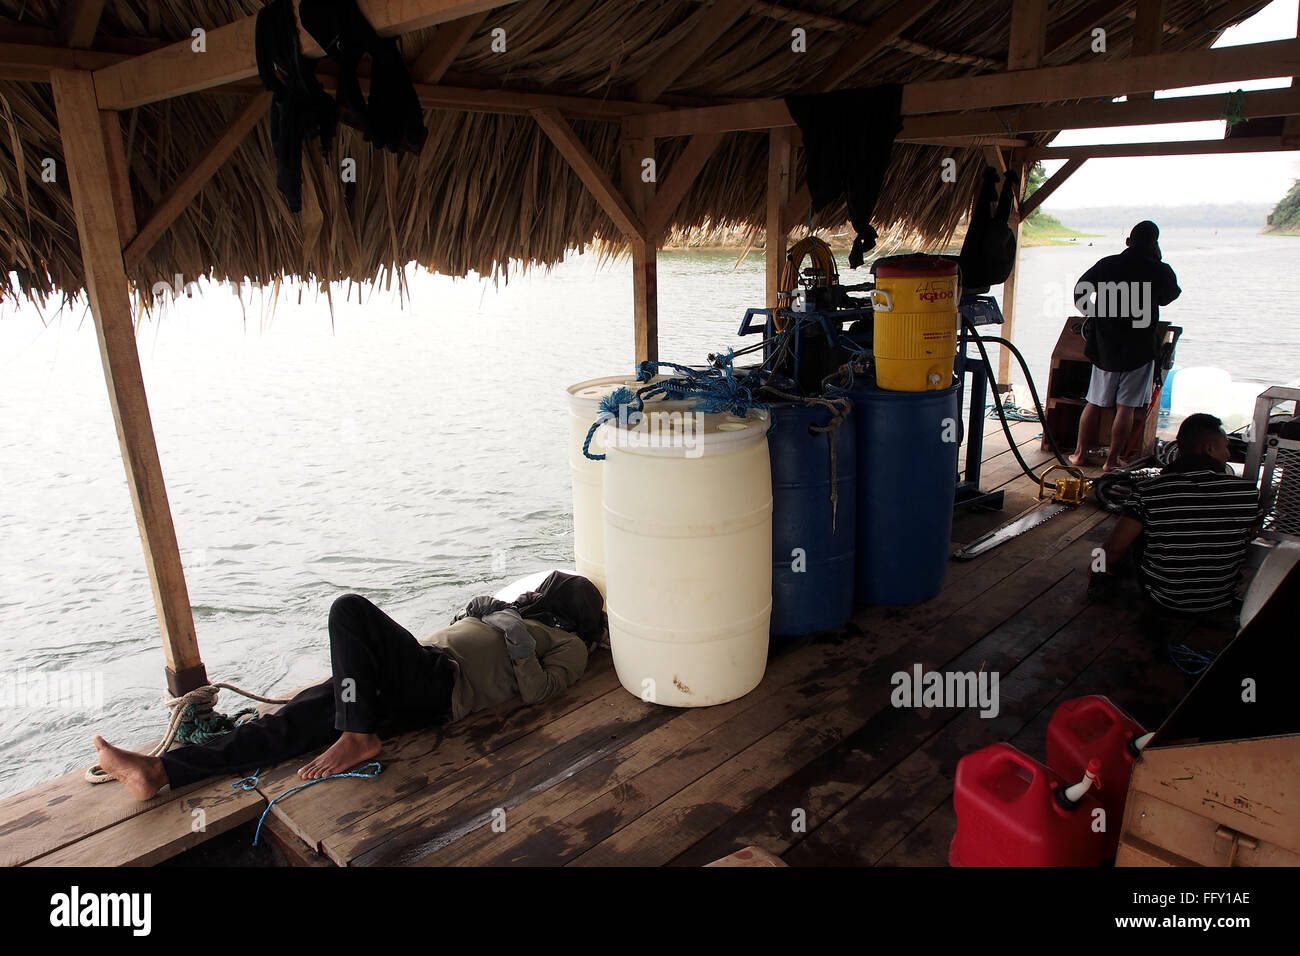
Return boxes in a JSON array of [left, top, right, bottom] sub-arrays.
[[567, 376, 639, 597], [601, 408, 772, 707]]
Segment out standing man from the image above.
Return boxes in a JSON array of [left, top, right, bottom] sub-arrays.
[[1070, 221, 1181, 471]]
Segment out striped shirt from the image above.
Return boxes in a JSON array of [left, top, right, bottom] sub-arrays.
[[1122, 460, 1263, 612]]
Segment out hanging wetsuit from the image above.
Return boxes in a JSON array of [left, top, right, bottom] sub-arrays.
[[255, 0, 339, 213], [297, 0, 428, 155], [784, 85, 904, 269], [255, 0, 428, 212], [958, 167, 1019, 294]]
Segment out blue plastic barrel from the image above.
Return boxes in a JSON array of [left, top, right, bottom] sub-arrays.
[[843, 383, 960, 605], [767, 402, 857, 636]]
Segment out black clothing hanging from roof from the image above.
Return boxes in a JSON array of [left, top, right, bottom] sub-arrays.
[[255, 0, 428, 213], [783, 85, 904, 269], [957, 167, 1020, 294], [255, 0, 338, 214]]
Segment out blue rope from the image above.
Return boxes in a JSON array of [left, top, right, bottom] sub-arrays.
[[583, 353, 767, 460], [581, 386, 643, 461], [1168, 643, 1217, 676], [232, 761, 384, 846]]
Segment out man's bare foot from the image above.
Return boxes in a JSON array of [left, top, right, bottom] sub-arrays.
[[92, 735, 168, 801], [298, 731, 381, 780], [1068, 451, 1091, 467]]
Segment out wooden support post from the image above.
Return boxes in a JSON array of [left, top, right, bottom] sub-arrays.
[[765, 127, 791, 311], [50, 70, 206, 696], [997, 1, 1046, 393], [997, 162, 1028, 393], [621, 128, 658, 366]]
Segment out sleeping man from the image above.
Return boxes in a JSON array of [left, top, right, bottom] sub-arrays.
[[92, 571, 604, 800]]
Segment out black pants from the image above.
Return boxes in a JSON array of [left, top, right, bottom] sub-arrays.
[[160, 593, 456, 788]]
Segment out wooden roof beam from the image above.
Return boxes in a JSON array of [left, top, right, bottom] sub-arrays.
[[1018, 157, 1086, 218], [901, 86, 1300, 139], [408, 10, 487, 84], [60, 1, 105, 49], [0, 40, 127, 81], [630, 37, 1300, 137], [1025, 136, 1293, 159], [1130, 0, 1164, 100], [907, 86, 1300, 138], [906, 36, 1300, 113], [633, 0, 751, 102], [531, 107, 643, 242], [1008, 0, 1047, 71], [124, 93, 272, 271], [799, 0, 942, 94], [93, 0, 520, 110]]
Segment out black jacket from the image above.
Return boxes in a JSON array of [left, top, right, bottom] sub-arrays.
[[455, 571, 605, 649], [1075, 247, 1181, 372]]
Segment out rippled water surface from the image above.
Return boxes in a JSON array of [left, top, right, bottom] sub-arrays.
[[1, 226, 1296, 797]]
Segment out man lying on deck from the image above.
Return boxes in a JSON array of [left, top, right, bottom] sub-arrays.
[[1089, 414, 1263, 620], [92, 571, 605, 801]]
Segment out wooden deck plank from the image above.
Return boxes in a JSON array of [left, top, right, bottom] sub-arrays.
[[25, 781, 264, 867], [560, 526, 1109, 867], [254, 655, 623, 856], [0, 740, 258, 866]]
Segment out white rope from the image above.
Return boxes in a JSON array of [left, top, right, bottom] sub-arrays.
[[85, 682, 294, 785]]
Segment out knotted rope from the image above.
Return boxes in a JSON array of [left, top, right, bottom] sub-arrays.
[[85, 681, 293, 784]]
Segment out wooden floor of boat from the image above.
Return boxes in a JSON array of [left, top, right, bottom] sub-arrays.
[[1, 418, 1237, 867]]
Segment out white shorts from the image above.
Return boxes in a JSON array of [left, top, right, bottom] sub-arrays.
[[1086, 361, 1154, 408]]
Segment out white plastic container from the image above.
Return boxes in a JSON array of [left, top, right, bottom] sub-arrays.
[[567, 375, 683, 598], [601, 408, 772, 707], [567, 376, 639, 597]]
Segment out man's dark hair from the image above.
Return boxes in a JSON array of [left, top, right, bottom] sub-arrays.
[[1177, 412, 1223, 451], [1129, 220, 1159, 250]]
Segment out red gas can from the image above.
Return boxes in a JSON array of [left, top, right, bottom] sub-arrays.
[[1046, 695, 1150, 860], [950, 743, 1107, 867]]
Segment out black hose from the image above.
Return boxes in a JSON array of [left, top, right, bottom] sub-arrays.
[[960, 316, 1070, 484]]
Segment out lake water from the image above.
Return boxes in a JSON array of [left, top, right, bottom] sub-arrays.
[[1, 225, 1296, 797]]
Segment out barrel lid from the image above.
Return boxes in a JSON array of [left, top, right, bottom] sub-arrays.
[[873, 254, 958, 278], [566, 374, 680, 413], [601, 408, 770, 458]]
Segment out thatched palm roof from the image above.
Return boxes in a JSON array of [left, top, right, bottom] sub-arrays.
[[0, 0, 1273, 302]]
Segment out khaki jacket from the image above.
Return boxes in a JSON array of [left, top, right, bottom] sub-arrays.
[[422, 617, 588, 722]]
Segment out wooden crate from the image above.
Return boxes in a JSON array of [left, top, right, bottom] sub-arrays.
[[1116, 561, 1300, 866], [1040, 317, 1170, 458]]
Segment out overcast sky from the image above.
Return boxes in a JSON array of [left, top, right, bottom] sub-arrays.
[[1041, 0, 1299, 209]]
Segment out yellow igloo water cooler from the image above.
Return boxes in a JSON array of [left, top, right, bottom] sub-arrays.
[[870, 255, 959, 391]]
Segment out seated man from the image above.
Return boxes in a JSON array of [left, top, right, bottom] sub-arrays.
[[1091, 414, 1263, 616], [93, 571, 603, 801]]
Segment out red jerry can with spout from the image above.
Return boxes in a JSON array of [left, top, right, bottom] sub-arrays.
[[950, 743, 1106, 867], [1046, 695, 1151, 860]]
